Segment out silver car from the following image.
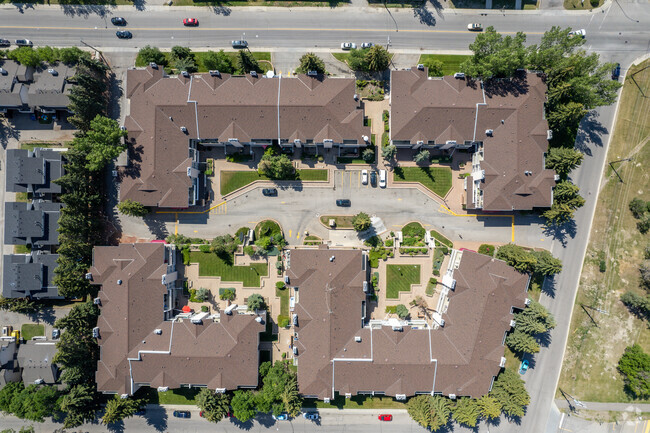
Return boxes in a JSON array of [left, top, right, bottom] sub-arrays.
[[361, 42, 374, 49], [341, 42, 356, 50]]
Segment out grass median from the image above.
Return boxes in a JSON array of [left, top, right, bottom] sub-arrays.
[[220, 169, 328, 195]]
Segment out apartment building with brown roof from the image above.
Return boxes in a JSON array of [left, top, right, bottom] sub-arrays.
[[390, 67, 557, 211], [122, 66, 369, 208], [90, 243, 264, 395], [287, 247, 528, 401]]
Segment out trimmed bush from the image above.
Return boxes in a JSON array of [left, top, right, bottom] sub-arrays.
[[478, 244, 495, 257], [277, 315, 290, 328]]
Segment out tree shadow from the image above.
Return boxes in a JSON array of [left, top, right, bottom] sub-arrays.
[[27, 306, 58, 325], [0, 118, 20, 149], [541, 275, 557, 298], [483, 73, 530, 98], [542, 219, 577, 248], [230, 417, 254, 430], [143, 215, 170, 239], [132, 0, 146, 11], [210, 5, 231, 14], [574, 110, 608, 155], [59, 3, 114, 18], [144, 407, 168, 432], [537, 329, 553, 348], [106, 420, 126, 433]]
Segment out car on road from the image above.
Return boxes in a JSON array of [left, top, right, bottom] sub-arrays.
[[361, 169, 368, 185], [2, 326, 12, 337], [15, 39, 32, 47], [272, 413, 288, 421], [467, 23, 483, 31], [361, 42, 374, 49], [183, 18, 199, 26], [173, 410, 191, 418], [341, 42, 356, 50], [262, 188, 278, 196], [303, 412, 319, 420], [116, 31, 132, 39], [568, 29, 586, 38], [336, 199, 351, 207], [0, 39, 10, 47], [612, 63, 621, 80], [519, 359, 529, 375], [111, 17, 127, 26], [370, 170, 377, 187], [379, 169, 386, 188], [378, 414, 393, 421], [232, 40, 248, 49], [52, 328, 60, 339]]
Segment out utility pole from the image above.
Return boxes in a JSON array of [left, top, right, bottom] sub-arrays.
[[80, 40, 111, 71]]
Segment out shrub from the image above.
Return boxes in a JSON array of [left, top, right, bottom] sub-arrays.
[[201, 305, 209, 313], [199, 244, 211, 253], [137, 45, 167, 66], [618, 344, 650, 398], [195, 288, 210, 302], [599, 260, 606, 273], [276, 281, 286, 290], [385, 238, 394, 247], [181, 246, 190, 265], [395, 304, 409, 319], [478, 244, 495, 257], [244, 245, 255, 256], [277, 315, 290, 328], [220, 289, 236, 302]]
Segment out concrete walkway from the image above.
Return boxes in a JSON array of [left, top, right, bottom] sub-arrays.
[[555, 399, 650, 412]]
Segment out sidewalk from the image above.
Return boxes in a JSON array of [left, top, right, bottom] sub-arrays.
[[555, 399, 650, 413]]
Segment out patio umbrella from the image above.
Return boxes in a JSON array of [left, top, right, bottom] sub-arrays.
[[182, 305, 191, 313]]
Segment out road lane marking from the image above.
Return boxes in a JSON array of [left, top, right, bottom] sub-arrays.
[[289, 229, 292, 238], [397, 198, 403, 201], [644, 420, 650, 433], [438, 204, 516, 242], [281, 201, 286, 204], [296, 233, 300, 240]]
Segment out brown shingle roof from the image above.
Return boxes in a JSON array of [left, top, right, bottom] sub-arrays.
[[91, 243, 262, 395], [289, 248, 528, 399], [390, 68, 556, 211]]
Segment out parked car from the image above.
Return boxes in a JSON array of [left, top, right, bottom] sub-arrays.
[[173, 410, 191, 418], [15, 39, 32, 47], [272, 413, 288, 421], [116, 31, 132, 39], [370, 170, 377, 187], [303, 412, 319, 420], [612, 63, 621, 80], [568, 29, 586, 38], [360, 42, 374, 49], [379, 169, 386, 188], [454, 72, 466, 79], [336, 199, 351, 207], [11, 330, 20, 342], [519, 359, 529, 375], [378, 414, 393, 421], [467, 23, 483, 31], [111, 17, 127, 26], [361, 169, 368, 185], [183, 18, 199, 26], [232, 40, 248, 49], [2, 326, 12, 337], [52, 328, 60, 339], [341, 42, 356, 50], [262, 188, 278, 196], [0, 39, 11, 47]]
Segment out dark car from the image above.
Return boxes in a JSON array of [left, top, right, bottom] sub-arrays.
[[173, 410, 190, 418], [370, 171, 377, 187], [232, 40, 248, 49], [111, 17, 127, 26], [0, 39, 10, 47], [336, 199, 351, 207], [612, 63, 621, 80], [15, 39, 32, 47], [262, 188, 278, 196], [116, 31, 132, 39], [183, 18, 199, 26]]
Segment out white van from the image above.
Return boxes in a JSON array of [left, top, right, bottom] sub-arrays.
[[379, 170, 386, 188]]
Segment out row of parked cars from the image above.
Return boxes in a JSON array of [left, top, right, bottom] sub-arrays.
[[0, 39, 33, 47], [171, 410, 322, 421]]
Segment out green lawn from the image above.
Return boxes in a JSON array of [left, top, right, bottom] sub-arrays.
[[190, 252, 268, 287], [304, 394, 406, 409], [256, 220, 283, 239], [386, 264, 420, 299], [138, 387, 199, 405], [430, 230, 453, 249], [393, 167, 452, 198], [20, 324, 44, 340], [14, 245, 31, 254], [276, 286, 290, 316], [220, 170, 328, 195], [135, 51, 272, 73], [319, 215, 354, 229], [20, 142, 67, 151], [417, 54, 472, 76]]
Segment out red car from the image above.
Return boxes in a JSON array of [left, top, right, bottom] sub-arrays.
[[183, 18, 199, 26], [378, 414, 392, 421]]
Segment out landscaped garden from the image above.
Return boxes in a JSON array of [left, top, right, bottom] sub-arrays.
[[366, 235, 394, 267], [430, 230, 453, 249], [393, 167, 452, 198], [20, 323, 44, 340], [189, 252, 268, 287], [400, 222, 428, 255], [319, 215, 354, 229], [220, 169, 328, 195], [386, 264, 421, 299]]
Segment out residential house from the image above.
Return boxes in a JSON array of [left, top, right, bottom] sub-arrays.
[[4, 200, 62, 248], [17, 341, 60, 386], [5, 148, 65, 195], [2, 252, 60, 299], [28, 64, 76, 113], [0, 339, 21, 388], [0, 60, 34, 114], [390, 67, 557, 211], [90, 242, 264, 396]]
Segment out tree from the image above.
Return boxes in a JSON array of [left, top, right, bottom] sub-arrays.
[[477, 395, 502, 421], [175, 57, 197, 73], [407, 395, 434, 429], [496, 244, 537, 273], [546, 101, 589, 147], [515, 299, 556, 334], [196, 389, 231, 423], [531, 249, 563, 276], [7, 47, 42, 67], [641, 261, 650, 289], [296, 53, 326, 74], [202, 50, 235, 74], [506, 329, 540, 354], [618, 344, 650, 398], [451, 397, 480, 427], [210, 234, 239, 257], [59, 47, 90, 65], [258, 149, 295, 180], [195, 288, 210, 302], [236, 50, 261, 74], [423, 58, 444, 77], [280, 380, 302, 417], [36, 46, 58, 63], [67, 58, 109, 132], [395, 304, 409, 319], [382, 144, 396, 160], [630, 198, 648, 219], [489, 369, 530, 418], [362, 148, 375, 163], [0, 383, 59, 422], [413, 149, 430, 163], [352, 212, 372, 232], [347, 49, 368, 72], [544, 180, 585, 226], [255, 236, 272, 253], [59, 384, 99, 428], [247, 293, 266, 311], [429, 396, 452, 430], [460, 26, 527, 79], [620, 291, 650, 320], [117, 200, 149, 217], [137, 46, 167, 66], [243, 245, 256, 256], [171, 45, 192, 61], [231, 390, 257, 422], [545, 147, 583, 178], [101, 397, 146, 425], [365, 45, 391, 72], [73, 116, 127, 172], [220, 289, 236, 302]]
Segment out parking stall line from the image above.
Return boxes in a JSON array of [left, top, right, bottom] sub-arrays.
[[289, 230, 292, 238]]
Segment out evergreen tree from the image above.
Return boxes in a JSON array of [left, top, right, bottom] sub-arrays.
[[430, 395, 452, 430], [296, 53, 326, 74], [545, 147, 583, 178], [117, 200, 149, 217], [137, 46, 167, 66], [352, 212, 372, 232], [407, 395, 434, 429], [247, 294, 266, 311], [489, 369, 530, 418], [196, 389, 231, 423], [496, 244, 537, 273], [451, 397, 480, 427], [59, 384, 98, 428], [531, 249, 563, 276], [460, 26, 527, 79], [236, 50, 261, 74], [382, 144, 397, 160], [413, 150, 430, 163], [506, 329, 540, 354], [477, 395, 502, 420], [203, 50, 235, 74], [365, 45, 391, 72], [67, 58, 109, 132]]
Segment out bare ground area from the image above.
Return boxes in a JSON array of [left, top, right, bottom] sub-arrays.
[[558, 60, 650, 402]]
